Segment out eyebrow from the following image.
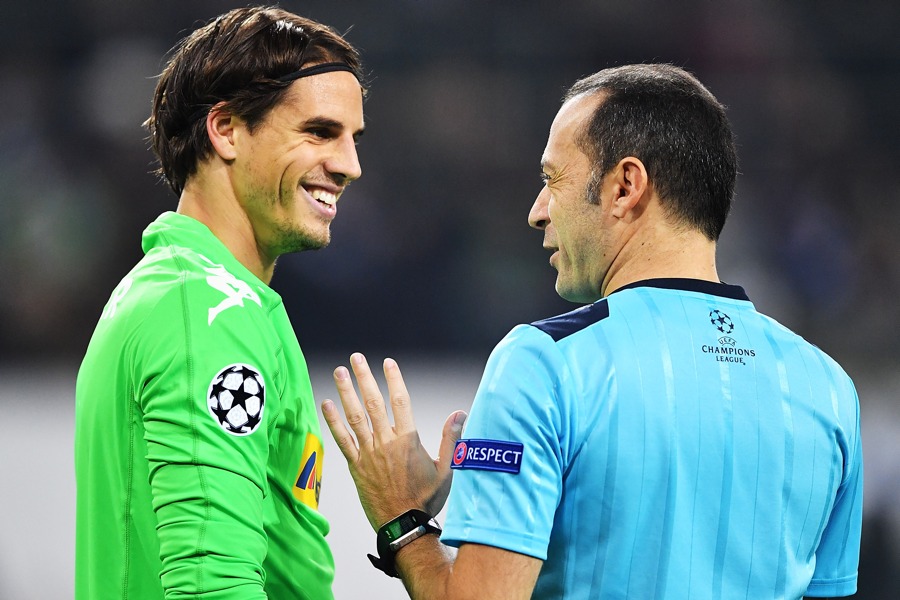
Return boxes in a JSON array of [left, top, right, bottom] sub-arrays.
[[301, 116, 366, 139]]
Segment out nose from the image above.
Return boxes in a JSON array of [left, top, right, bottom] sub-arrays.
[[528, 186, 550, 230], [326, 134, 362, 185]]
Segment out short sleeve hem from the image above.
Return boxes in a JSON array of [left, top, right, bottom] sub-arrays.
[[805, 573, 857, 597], [440, 525, 548, 560]]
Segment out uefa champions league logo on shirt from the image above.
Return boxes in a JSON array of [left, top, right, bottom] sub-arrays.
[[709, 309, 734, 334], [207, 364, 266, 435], [701, 309, 755, 365]]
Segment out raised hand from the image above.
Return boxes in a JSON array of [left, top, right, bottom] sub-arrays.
[[321, 352, 467, 529]]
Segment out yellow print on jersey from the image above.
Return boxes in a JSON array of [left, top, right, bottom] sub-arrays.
[[293, 433, 323, 509]]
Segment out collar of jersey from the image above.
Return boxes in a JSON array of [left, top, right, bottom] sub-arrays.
[[143, 211, 279, 295], [610, 278, 750, 301]]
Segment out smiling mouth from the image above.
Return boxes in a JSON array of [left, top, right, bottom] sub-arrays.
[[306, 187, 338, 206]]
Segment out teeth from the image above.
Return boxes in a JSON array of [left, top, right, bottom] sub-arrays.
[[309, 188, 337, 205]]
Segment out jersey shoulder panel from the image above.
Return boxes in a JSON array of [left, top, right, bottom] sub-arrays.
[[530, 300, 611, 342]]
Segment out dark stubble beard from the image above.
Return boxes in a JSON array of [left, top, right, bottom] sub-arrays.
[[262, 180, 333, 255], [270, 214, 331, 255]]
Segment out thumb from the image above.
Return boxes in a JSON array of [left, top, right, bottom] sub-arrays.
[[436, 410, 468, 474], [424, 411, 468, 517]]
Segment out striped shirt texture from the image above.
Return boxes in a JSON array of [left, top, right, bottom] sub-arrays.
[[442, 278, 862, 599]]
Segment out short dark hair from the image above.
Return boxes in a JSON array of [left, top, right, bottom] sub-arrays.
[[145, 6, 364, 196], [564, 64, 737, 241]]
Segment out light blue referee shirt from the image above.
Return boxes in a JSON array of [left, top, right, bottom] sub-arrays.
[[442, 278, 862, 599]]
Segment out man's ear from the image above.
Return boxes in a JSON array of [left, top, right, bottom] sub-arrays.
[[610, 156, 648, 219], [206, 102, 238, 161]]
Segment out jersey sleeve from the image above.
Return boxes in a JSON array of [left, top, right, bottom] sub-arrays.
[[133, 278, 275, 598], [441, 324, 572, 560], [805, 380, 864, 598]]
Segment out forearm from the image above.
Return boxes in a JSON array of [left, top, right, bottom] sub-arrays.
[[395, 534, 457, 600], [393, 536, 541, 600], [152, 463, 268, 597]]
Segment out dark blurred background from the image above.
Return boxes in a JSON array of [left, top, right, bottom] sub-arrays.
[[1, 0, 898, 597]]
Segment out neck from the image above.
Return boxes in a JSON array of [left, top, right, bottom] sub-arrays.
[[176, 165, 275, 284], [602, 221, 719, 297]]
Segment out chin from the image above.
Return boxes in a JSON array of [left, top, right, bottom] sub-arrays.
[[300, 236, 330, 252], [556, 280, 601, 304], [277, 227, 330, 254]]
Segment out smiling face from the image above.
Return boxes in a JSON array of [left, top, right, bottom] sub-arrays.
[[231, 70, 364, 260], [528, 92, 613, 303]]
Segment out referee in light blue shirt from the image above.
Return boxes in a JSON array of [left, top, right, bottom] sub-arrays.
[[442, 277, 861, 599], [323, 63, 862, 600]]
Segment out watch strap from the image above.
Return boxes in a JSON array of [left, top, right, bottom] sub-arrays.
[[367, 509, 442, 578]]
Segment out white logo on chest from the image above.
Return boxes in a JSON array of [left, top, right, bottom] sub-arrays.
[[200, 255, 262, 325]]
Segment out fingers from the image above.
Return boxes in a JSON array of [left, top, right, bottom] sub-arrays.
[[383, 357, 415, 435], [436, 411, 468, 477], [321, 399, 359, 464], [349, 353, 394, 442], [332, 362, 374, 450], [329, 353, 422, 447]]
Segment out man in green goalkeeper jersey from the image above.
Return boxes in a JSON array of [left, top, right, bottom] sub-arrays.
[[74, 7, 365, 598]]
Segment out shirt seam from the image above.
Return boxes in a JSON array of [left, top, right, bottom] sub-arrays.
[[170, 235, 211, 594]]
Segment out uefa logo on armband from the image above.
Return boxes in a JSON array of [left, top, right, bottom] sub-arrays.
[[453, 441, 468, 466]]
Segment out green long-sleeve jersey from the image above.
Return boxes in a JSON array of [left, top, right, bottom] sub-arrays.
[[75, 212, 334, 599]]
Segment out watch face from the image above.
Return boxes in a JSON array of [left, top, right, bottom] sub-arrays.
[[385, 521, 401, 541], [386, 515, 415, 541]]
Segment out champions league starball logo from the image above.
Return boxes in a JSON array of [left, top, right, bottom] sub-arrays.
[[207, 364, 266, 435], [709, 309, 734, 335], [701, 309, 755, 365]]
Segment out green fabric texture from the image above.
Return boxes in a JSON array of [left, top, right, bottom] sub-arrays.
[[75, 212, 334, 599]]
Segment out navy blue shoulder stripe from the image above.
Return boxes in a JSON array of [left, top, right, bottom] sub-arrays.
[[530, 300, 611, 342]]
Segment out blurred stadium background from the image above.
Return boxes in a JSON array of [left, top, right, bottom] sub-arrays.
[[1, 0, 898, 597]]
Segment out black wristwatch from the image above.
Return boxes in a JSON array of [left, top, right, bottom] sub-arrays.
[[367, 509, 442, 578]]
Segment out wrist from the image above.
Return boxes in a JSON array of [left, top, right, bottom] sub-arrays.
[[367, 509, 442, 578]]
